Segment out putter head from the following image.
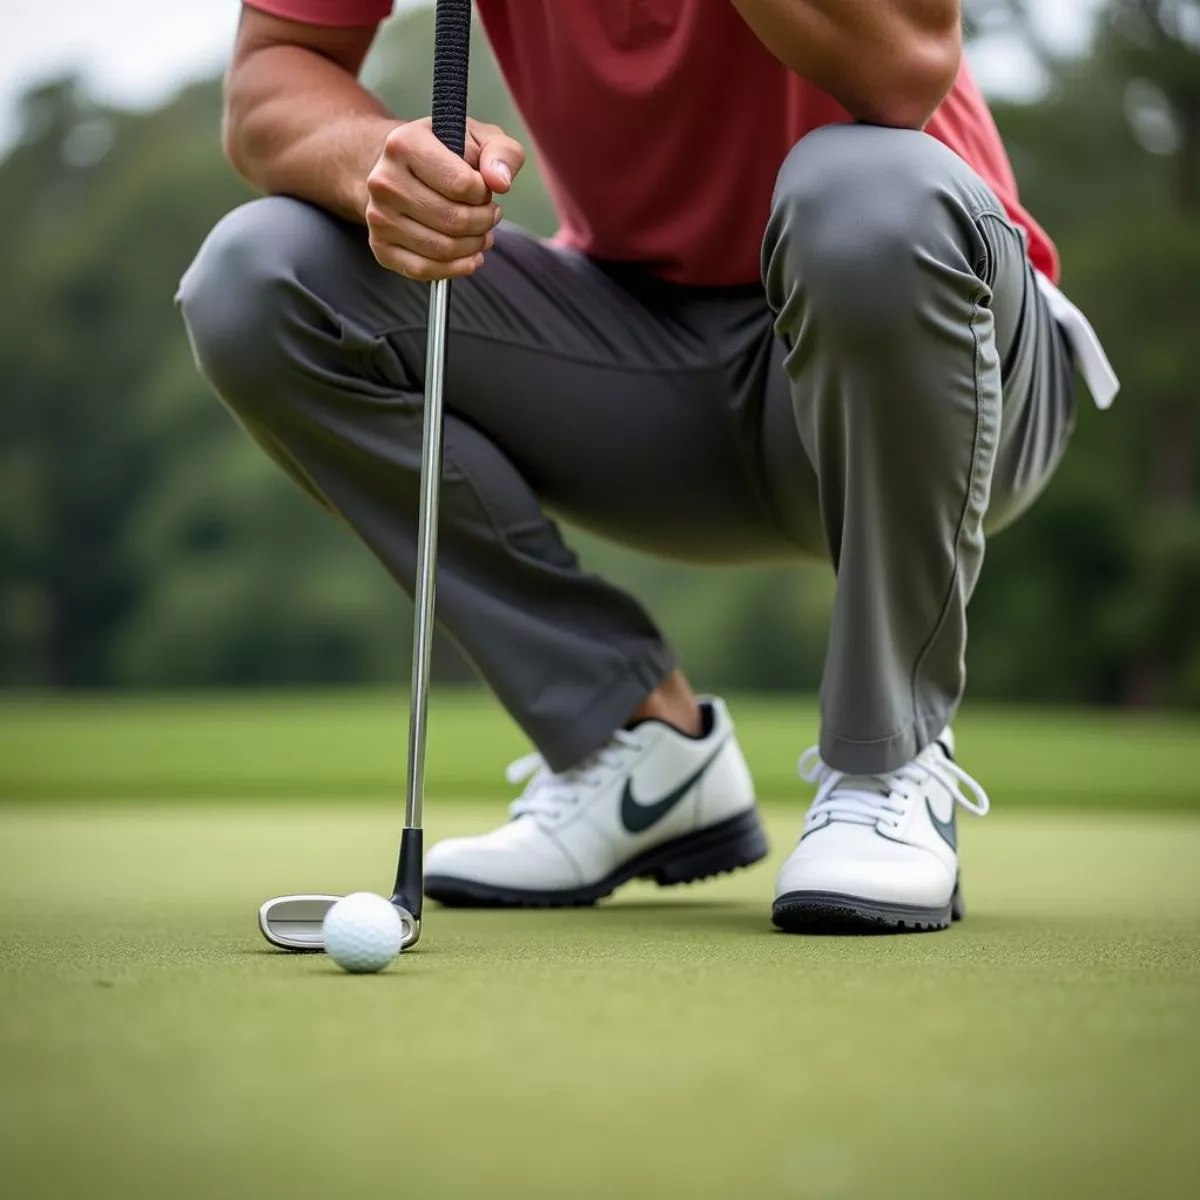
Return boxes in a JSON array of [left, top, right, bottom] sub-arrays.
[[258, 893, 421, 952]]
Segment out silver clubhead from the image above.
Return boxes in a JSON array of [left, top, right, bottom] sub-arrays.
[[258, 894, 420, 951]]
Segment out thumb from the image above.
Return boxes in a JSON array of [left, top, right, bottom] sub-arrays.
[[478, 132, 526, 194]]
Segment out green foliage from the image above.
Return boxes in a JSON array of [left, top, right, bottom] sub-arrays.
[[1, 78, 249, 684], [968, 0, 1200, 705], [0, 4, 1196, 704]]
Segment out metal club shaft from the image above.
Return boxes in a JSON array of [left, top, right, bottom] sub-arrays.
[[404, 277, 450, 832]]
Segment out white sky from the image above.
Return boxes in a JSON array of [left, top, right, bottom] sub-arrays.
[[0, 1, 1100, 153]]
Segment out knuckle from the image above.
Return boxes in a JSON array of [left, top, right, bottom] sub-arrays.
[[423, 233, 453, 261], [368, 238, 392, 271], [441, 205, 471, 236], [384, 124, 413, 157], [441, 237, 476, 263], [368, 223, 403, 254], [366, 168, 402, 203], [451, 234, 481, 260], [444, 166, 478, 201]]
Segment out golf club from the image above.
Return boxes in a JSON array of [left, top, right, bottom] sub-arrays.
[[257, 0, 472, 953]]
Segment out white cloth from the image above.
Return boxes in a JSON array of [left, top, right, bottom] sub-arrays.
[[1036, 272, 1121, 410]]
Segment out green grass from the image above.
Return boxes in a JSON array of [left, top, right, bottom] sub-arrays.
[[2, 690, 1199, 808], [2, 697, 1198, 1196], [1, 802, 1198, 1199]]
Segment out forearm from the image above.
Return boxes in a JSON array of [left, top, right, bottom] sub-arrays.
[[224, 43, 397, 223], [730, 0, 962, 129]]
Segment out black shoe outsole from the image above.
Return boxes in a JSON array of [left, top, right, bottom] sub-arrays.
[[425, 809, 769, 909], [771, 880, 966, 935]]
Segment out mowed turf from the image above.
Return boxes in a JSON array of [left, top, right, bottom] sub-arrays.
[[2, 800, 1199, 1199]]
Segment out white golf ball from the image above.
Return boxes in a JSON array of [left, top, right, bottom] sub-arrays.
[[322, 892, 406, 974]]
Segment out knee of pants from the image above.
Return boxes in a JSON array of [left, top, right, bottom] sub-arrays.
[[178, 196, 368, 422], [763, 124, 997, 347]]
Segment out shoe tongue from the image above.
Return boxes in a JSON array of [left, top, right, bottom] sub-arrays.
[[840, 774, 892, 799]]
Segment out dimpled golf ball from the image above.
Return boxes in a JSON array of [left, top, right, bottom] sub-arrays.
[[322, 892, 406, 973]]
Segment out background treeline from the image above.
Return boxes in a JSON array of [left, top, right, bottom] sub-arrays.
[[1, 0, 1197, 704]]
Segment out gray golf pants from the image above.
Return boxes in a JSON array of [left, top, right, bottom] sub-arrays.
[[178, 124, 1075, 775]]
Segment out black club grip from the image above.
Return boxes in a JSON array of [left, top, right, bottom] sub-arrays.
[[430, 0, 472, 159]]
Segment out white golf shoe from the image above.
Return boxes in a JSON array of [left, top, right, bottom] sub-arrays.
[[772, 730, 989, 933], [425, 698, 766, 906]]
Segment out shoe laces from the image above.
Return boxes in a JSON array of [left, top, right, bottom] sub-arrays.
[[798, 740, 990, 836], [507, 730, 643, 822]]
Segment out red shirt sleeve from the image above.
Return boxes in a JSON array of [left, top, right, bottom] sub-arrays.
[[243, 0, 394, 26]]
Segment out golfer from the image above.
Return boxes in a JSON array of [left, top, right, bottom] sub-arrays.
[[180, 1, 1118, 932]]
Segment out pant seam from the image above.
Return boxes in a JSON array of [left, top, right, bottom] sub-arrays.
[[974, 212, 1026, 288], [821, 727, 912, 748], [362, 321, 749, 378], [907, 279, 990, 733], [963, 201, 1010, 228]]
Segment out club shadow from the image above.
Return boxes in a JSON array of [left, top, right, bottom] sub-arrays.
[[574, 899, 774, 936], [598, 898, 750, 913]]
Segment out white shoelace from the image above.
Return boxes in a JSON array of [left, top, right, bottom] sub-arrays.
[[798, 742, 990, 836], [507, 730, 643, 821]]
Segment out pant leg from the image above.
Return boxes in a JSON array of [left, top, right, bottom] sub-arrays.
[[761, 124, 1075, 774], [177, 198, 786, 770]]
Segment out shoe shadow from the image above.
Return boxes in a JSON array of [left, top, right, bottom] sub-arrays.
[[593, 898, 774, 936], [599, 898, 741, 912], [422, 896, 775, 939]]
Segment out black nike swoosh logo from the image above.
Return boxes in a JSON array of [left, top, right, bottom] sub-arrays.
[[620, 739, 730, 834], [926, 798, 957, 851]]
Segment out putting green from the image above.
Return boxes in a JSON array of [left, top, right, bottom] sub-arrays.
[[1, 803, 1198, 1199]]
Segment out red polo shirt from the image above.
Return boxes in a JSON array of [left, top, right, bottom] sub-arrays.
[[247, 1, 1059, 285]]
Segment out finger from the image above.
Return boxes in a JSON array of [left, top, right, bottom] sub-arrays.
[[367, 210, 493, 263], [402, 129, 491, 205], [476, 131, 526, 194], [369, 171, 499, 239], [370, 240, 486, 282], [463, 126, 483, 170]]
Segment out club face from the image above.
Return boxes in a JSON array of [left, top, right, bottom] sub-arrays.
[[258, 894, 420, 951]]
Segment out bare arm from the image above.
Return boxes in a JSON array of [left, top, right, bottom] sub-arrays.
[[224, 9, 393, 221], [730, 0, 963, 129], [223, 6, 525, 279]]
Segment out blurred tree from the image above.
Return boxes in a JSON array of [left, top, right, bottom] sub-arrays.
[[964, 0, 1200, 706], [0, 78, 251, 684]]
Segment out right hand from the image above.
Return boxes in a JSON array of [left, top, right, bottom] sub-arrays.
[[365, 117, 526, 281]]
